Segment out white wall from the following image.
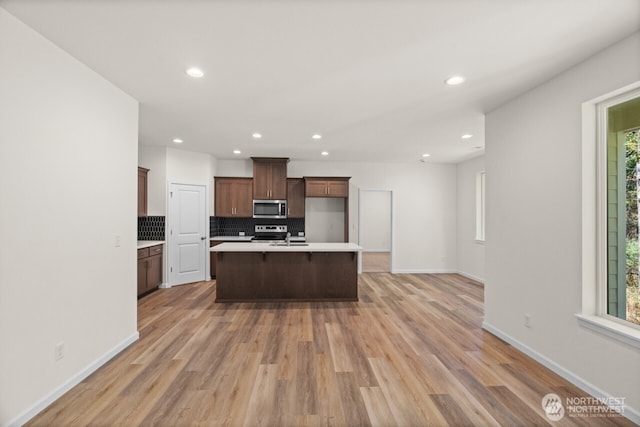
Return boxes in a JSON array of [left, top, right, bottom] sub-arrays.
[[0, 8, 139, 426], [218, 159, 458, 272], [485, 32, 640, 418], [138, 145, 167, 216], [139, 146, 217, 216], [456, 156, 485, 282], [138, 146, 217, 281], [359, 190, 392, 251], [305, 198, 345, 243]]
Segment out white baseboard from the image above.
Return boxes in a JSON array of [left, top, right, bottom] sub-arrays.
[[159, 282, 171, 289], [482, 321, 640, 425], [456, 270, 485, 283], [391, 269, 458, 274], [7, 331, 139, 427]]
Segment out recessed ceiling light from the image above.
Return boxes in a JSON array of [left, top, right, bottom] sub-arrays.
[[185, 67, 204, 78], [321, 151, 329, 156], [422, 153, 431, 157], [252, 133, 262, 139], [445, 75, 466, 86], [172, 138, 183, 144], [461, 133, 473, 139], [312, 134, 322, 140], [233, 150, 241, 155]]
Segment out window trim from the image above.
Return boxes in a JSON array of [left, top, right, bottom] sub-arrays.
[[579, 82, 640, 347], [475, 171, 486, 242]]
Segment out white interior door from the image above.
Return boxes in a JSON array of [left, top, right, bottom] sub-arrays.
[[169, 183, 207, 286]]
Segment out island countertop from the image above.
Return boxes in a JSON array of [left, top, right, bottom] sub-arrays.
[[211, 242, 362, 252]]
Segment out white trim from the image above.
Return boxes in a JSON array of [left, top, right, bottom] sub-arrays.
[[159, 282, 171, 289], [457, 270, 485, 283], [582, 82, 640, 337], [576, 314, 640, 350], [482, 322, 640, 425], [392, 269, 458, 274], [6, 332, 139, 427]]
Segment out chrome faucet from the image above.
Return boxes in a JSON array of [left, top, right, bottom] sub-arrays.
[[286, 232, 291, 246]]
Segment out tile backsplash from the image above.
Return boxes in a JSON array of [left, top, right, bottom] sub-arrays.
[[211, 217, 305, 237], [138, 216, 165, 240]]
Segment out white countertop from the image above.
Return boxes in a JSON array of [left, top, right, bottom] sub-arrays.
[[211, 242, 362, 252], [211, 236, 306, 242], [137, 240, 165, 249], [210, 236, 254, 241]]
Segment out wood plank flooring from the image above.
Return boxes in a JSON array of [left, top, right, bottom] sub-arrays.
[[27, 274, 635, 426], [361, 252, 390, 273]]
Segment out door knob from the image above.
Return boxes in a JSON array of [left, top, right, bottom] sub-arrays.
[[201, 237, 206, 240]]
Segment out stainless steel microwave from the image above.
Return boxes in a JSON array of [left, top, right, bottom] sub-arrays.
[[253, 200, 287, 219]]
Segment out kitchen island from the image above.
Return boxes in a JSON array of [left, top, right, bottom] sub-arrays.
[[211, 242, 362, 302]]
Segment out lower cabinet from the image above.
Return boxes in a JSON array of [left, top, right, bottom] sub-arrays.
[[210, 241, 223, 279], [137, 244, 163, 297]]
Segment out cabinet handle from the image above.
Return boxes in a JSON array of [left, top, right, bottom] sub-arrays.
[[328, 186, 330, 195]]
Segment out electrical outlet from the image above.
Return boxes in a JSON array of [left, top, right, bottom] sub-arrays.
[[524, 314, 532, 328], [54, 342, 64, 361], [115, 235, 121, 247]]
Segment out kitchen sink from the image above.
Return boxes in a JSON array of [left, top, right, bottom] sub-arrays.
[[269, 242, 309, 247]]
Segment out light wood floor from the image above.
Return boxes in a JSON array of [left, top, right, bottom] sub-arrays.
[[361, 252, 390, 273], [28, 274, 634, 426]]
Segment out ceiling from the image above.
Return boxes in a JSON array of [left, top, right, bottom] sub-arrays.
[[3, 1, 639, 163]]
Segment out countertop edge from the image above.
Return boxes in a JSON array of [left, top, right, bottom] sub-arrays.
[[137, 240, 165, 249]]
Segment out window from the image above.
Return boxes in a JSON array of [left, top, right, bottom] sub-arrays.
[[604, 100, 640, 326], [475, 171, 486, 242], [579, 84, 640, 348]]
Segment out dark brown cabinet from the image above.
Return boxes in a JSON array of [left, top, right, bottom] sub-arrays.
[[137, 244, 162, 297], [138, 167, 149, 216], [252, 158, 288, 200], [304, 177, 349, 198], [214, 177, 253, 217], [287, 178, 305, 218], [210, 241, 223, 279]]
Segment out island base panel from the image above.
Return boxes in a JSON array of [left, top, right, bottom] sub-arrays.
[[215, 252, 357, 302]]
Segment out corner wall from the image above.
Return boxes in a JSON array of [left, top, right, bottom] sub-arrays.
[[485, 31, 640, 417], [0, 8, 139, 426]]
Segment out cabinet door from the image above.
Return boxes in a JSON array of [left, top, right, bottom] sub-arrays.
[[215, 178, 235, 216], [252, 162, 271, 199], [146, 253, 162, 290], [287, 178, 305, 218], [253, 159, 288, 199], [138, 167, 149, 217], [233, 179, 254, 217], [327, 180, 348, 198], [270, 162, 287, 199], [137, 258, 148, 296], [305, 180, 328, 197]]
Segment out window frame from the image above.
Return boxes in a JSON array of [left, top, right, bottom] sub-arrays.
[[578, 82, 640, 348], [475, 171, 486, 243]]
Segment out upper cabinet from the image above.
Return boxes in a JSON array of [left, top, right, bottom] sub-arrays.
[[304, 177, 350, 198], [138, 167, 149, 217], [252, 157, 288, 200], [214, 177, 253, 217], [287, 178, 305, 218]]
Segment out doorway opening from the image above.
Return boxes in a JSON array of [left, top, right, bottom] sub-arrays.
[[358, 189, 393, 273]]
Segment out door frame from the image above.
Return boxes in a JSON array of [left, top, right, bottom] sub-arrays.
[[357, 188, 394, 274], [166, 181, 209, 287]]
